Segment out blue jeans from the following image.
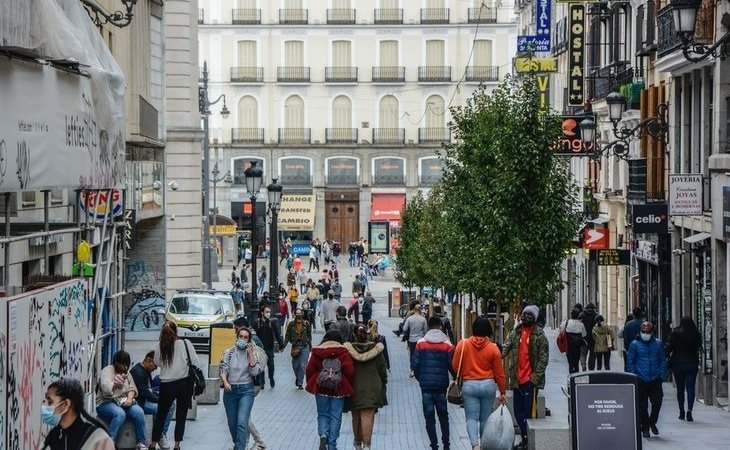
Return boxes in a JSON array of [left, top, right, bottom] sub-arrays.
[[315, 395, 346, 449], [513, 382, 537, 439], [672, 362, 698, 412], [462, 379, 497, 446], [223, 383, 257, 450], [96, 400, 146, 443], [141, 401, 172, 437], [421, 389, 449, 450], [292, 344, 310, 387]]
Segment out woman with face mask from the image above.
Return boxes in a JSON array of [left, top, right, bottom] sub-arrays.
[[220, 326, 263, 450], [42, 378, 115, 450], [284, 307, 313, 388], [95, 350, 147, 449]]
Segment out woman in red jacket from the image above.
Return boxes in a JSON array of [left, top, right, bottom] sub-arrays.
[[306, 329, 355, 450]]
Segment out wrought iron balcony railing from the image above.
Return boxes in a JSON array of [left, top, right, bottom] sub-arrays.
[[421, 8, 450, 24], [468, 7, 497, 23], [373, 128, 405, 145], [232, 9, 261, 25], [325, 67, 358, 82], [279, 8, 308, 25], [372, 66, 405, 83], [657, 5, 683, 57], [374, 8, 403, 24], [327, 9, 355, 24], [230, 67, 264, 83], [465, 66, 499, 82], [198, 9, 204, 24], [326, 128, 358, 144], [232, 128, 264, 144], [418, 66, 451, 82], [278, 128, 311, 144], [419, 128, 451, 144], [277, 67, 310, 82]]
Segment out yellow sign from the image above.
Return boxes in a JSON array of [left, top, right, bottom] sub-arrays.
[[514, 57, 558, 73], [76, 240, 91, 263], [209, 323, 236, 366], [278, 194, 316, 231], [209, 224, 237, 236]]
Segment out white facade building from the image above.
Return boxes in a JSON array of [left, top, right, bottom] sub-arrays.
[[199, 0, 517, 249]]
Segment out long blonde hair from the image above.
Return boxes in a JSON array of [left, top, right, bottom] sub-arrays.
[[368, 319, 380, 339]]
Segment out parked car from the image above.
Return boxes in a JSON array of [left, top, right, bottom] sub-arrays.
[[161, 289, 236, 352]]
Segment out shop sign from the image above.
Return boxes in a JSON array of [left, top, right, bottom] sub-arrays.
[[596, 249, 630, 266], [723, 186, 730, 241], [584, 227, 609, 250], [635, 239, 658, 264], [669, 174, 702, 216], [517, 35, 551, 53], [538, 75, 550, 109], [124, 209, 136, 250], [553, 115, 595, 156], [514, 57, 558, 73], [81, 189, 123, 220], [209, 224, 237, 236], [535, 0, 551, 43], [632, 203, 668, 234], [568, 5, 585, 106], [278, 194, 316, 231]]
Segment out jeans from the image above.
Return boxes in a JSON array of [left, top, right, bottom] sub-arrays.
[[310, 299, 319, 329], [421, 389, 449, 449], [408, 341, 417, 370], [637, 379, 663, 431], [351, 408, 375, 446], [513, 382, 538, 439], [315, 395, 346, 450], [96, 400, 146, 443], [141, 401, 172, 437], [672, 362, 698, 413], [462, 379, 497, 445], [292, 344, 310, 387], [223, 383, 257, 450], [595, 352, 611, 370], [152, 378, 193, 442]]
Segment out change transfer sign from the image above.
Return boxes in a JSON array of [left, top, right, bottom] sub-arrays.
[[278, 194, 316, 231]]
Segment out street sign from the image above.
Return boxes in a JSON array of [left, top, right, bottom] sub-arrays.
[[669, 174, 703, 216], [632, 203, 668, 234], [517, 35, 551, 53], [583, 227, 609, 250], [570, 372, 641, 450], [514, 57, 558, 73], [553, 115, 595, 156], [596, 249, 630, 266]]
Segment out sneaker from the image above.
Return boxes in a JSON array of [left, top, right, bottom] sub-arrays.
[[679, 411, 685, 420], [250, 443, 266, 450], [686, 411, 694, 422], [270, 380, 276, 388], [159, 436, 171, 449], [319, 435, 327, 450], [409, 371, 415, 378], [136, 445, 149, 450], [353, 441, 363, 450], [641, 430, 650, 438], [650, 424, 659, 435]]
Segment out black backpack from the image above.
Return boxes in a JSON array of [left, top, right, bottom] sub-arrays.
[[317, 357, 343, 391]]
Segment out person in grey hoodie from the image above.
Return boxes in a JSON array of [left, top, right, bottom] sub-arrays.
[[321, 290, 339, 331], [403, 301, 428, 378], [332, 279, 343, 302]]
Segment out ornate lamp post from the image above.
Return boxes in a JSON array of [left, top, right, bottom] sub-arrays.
[[267, 179, 283, 299], [244, 161, 264, 300]]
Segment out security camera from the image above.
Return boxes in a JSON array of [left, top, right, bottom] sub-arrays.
[[169, 214, 176, 221], [153, 180, 162, 190], [168, 180, 179, 191]]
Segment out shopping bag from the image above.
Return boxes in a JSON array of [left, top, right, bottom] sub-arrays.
[[481, 405, 515, 450]]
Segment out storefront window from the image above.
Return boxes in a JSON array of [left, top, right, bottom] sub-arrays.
[[279, 157, 312, 185], [232, 157, 265, 186], [419, 157, 444, 185], [326, 157, 359, 185]]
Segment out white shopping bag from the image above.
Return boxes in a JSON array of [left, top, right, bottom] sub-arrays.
[[480, 404, 515, 450]]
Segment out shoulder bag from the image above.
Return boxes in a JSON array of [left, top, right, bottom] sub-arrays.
[[183, 339, 206, 397], [447, 340, 467, 405]]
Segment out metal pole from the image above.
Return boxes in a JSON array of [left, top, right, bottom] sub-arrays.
[[213, 150, 218, 277], [43, 190, 50, 272], [202, 61, 212, 288], [269, 206, 278, 298], [250, 195, 257, 301], [4, 192, 10, 292]]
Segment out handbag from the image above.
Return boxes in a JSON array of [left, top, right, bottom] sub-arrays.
[[183, 339, 206, 397], [557, 329, 569, 353], [606, 333, 614, 351], [290, 344, 301, 358], [447, 340, 467, 405]]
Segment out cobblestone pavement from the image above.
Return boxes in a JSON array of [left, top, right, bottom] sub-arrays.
[[126, 259, 730, 450]]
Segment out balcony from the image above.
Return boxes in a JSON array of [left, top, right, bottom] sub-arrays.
[[373, 128, 405, 145], [232, 128, 264, 144], [465, 66, 499, 82], [372, 66, 405, 83], [325, 67, 358, 83], [326, 128, 358, 144], [230, 67, 264, 83], [232, 9, 261, 25], [277, 67, 310, 82], [656, 5, 683, 57], [588, 62, 635, 102], [279, 8, 308, 25], [327, 9, 355, 24], [278, 128, 311, 144], [419, 128, 451, 144], [374, 8, 403, 24], [421, 8, 450, 24], [468, 7, 497, 23], [418, 66, 451, 82], [198, 9, 204, 24]]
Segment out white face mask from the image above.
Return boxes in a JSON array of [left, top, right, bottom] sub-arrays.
[[640, 332, 652, 342]]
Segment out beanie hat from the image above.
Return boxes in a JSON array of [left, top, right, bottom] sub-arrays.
[[522, 305, 539, 319]]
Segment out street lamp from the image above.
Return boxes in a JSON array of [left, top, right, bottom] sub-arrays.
[[244, 161, 264, 301], [200, 61, 230, 287], [579, 115, 631, 161], [669, 0, 730, 62], [604, 90, 669, 144], [267, 178, 283, 299], [81, 0, 138, 28]]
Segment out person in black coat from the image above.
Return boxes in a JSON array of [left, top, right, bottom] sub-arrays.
[[579, 303, 599, 370], [254, 305, 285, 388], [129, 352, 173, 443], [621, 307, 644, 371], [666, 316, 702, 421]]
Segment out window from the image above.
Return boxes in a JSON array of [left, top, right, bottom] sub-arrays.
[[380, 0, 398, 8], [21, 191, 35, 207], [332, 40, 352, 66], [425, 95, 445, 128], [238, 0, 256, 7], [379, 40, 398, 66], [425, 40, 445, 66], [51, 189, 64, 205], [284, 40, 304, 67], [232, 158, 265, 186], [279, 157, 312, 185], [285, 0, 302, 8], [426, 0, 444, 8], [473, 40, 493, 66], [332, 96, 352, 129], [237, 40, 257, 67], [284, 95, 305, 128], [379, 95, 399, 128], [238, 96, 258, 128]]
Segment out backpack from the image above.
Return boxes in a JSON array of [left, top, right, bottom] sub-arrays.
[[317, 357, 343, 391]]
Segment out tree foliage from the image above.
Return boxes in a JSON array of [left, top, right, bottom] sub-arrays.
[[396, 76, 580, 306]]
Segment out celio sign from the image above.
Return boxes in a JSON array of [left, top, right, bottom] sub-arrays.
[[632, 203, 669, 234]]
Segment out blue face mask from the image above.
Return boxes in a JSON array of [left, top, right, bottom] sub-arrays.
[[41, 403, 64, 427], [236, 338, 248, 349]]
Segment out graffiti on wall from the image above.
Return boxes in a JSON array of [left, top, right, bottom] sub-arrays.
[[5, 280, 89, 450], [0, 300, 7, 450], [124, 261, 165, 332]]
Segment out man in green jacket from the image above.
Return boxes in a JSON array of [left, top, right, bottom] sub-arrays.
[[503, 305, 549, 450]]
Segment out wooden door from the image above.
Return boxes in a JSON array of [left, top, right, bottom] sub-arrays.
[[326, 201, 359, 245]]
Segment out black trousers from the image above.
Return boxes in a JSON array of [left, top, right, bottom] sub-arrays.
[[595, 352, 611, 370], [152, 378, 192, 442], [637, 379, 663, 431], [264, 348, 276, 385], [567, 347, 581, 374]]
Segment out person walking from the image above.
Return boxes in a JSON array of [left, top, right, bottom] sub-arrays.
[[306, 280, 321, 330], [277, 293, 290, 330], [288, 285, 300, 314], [413, 316, 455, 450], [452, 317, 507, 450], [331, 305, 355, 343], [219, 326, 264, 450], [309, 245, 319, 272], [95, 350, 147, 449], [306, 330, 356, 450], [403, 300, 428, 378], [344, 324, 388, 450], [332, 278, 343, 302], [130, 351, 173, 448], [502, 305, 549, 450], [352, 275, 364, 297], [433, 306, 454, 343], [621, 307, 644, 371], [627, 322, 666, 438], [284, 308, 313, 389], [579, 303, 599, 371], [257, 266, 267, 298], [592, 315, 615, 371], [666, 316, 701, 422], [150, 321, 199, 450], [42, 378, 115, 450], [322, 290, 339, 331], [361, 291, 375, 326], [563, 308, 587, 374], [230, 283, 245, 315], [367, 319, 390, 371], [254, 305, 285, 389]]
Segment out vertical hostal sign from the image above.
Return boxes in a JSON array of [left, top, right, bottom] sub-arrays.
[[568, 4, 585, 106]]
